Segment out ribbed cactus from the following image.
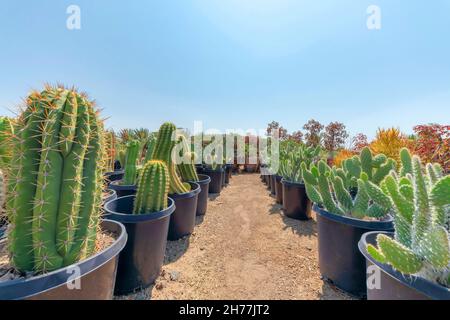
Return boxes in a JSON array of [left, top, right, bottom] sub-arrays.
[[176, 135, 199, 182], [143, 135, 157, 164], [105, 130, 116, 172], [122, 140, 139, 185], [133, 160, 169, 214], [279, 143, 321, 183], [0, 117, 14, 168], [302, 147, 395, 219], [7, 86, 105, 273], [367, 149, 449, 287], [152, 123, 190, 194]]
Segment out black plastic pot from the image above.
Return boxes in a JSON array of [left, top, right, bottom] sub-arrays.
[[274, 175, 283, 204], [0, 220, 127, 300], [270, 175, 277, 196], [281, 180, 312, 220], [225, 164, 232, 184], [104, 196, 175, 295], [104, 170, 125, 185], [195, 164, 204, 174], [168, 182, 201, 241], [267, 175, 272, 190], [108, 180, 137, 198], [103, 189, 118, 205], [203, 168, 224, 194], [359, 231, 450, 300], [314, 205, 394, 298], [222, 167, 227, 188], [191, 174, 211, 216]]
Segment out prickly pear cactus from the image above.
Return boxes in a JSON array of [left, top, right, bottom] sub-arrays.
[[152, 123, 190, 194], [122, 140, 139, 185], [367, 149, 449, 287], [302, 147, 395, 219], [176, 134, 199, 182], [7, 86, 105, 273], [278, 143, 321, 183], [133, 160, 169, 214]]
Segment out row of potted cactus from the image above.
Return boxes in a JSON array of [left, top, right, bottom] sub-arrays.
[[264, 142, 449, 300]]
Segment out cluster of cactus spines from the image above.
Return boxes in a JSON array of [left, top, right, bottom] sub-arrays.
[[133, 160, 169, 214], [367, 148, 449, 287], [0, 117, 14, 167], [176, 134, 199, 182], [105, 130, 116, 172], [122, 140, 140, 185], [302, 147, 395, 219], [278, 143, 321, 183], [7, 85, 105, 273], [152, 123, 190, 194], [143, 135, 157, 165]]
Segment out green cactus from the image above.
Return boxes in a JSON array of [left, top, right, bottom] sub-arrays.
[[105, 130, 116, 172], [122, 140, 139, 185], [0, 117, 14, 168], [176, 134, 199, 182], [367, 149, 450, 287], [152, 123, 190, 194], [7, 86, 105, 273], [278, 142, 321, 183], [143, 135, 157, 164], [302, 147, 395, 219], [133, 160, 169, 214]]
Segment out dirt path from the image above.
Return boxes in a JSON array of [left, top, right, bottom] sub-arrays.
[[122, 173, 352, 300]]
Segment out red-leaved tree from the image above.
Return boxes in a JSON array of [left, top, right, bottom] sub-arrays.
[[413, 124, 450, 172], [303, 119, 324, 147]]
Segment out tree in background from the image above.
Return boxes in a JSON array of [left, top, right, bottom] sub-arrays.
[[370, 127, 411, 162], [350, 133, 369, 152], [266, 121, 288, 140], [303, 119, 324, 147], [288, 130, 304, 143], [323, 122, 349, 152], [413, 124, 450, 172]]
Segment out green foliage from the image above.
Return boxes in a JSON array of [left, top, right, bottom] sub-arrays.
[[133, 160, 169, 214], [367, 148, 450, 287], [278, 141, 321, 183], [0, 117, 14, 168], [122, 140, 140, 185], [302, 147, 395, 219], [7, 86, 105, 273]]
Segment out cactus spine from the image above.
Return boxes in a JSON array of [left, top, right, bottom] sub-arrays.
[[133, 160, 169, 214], [302, 147, 395, 219], [7, 86, 105, 273], [367, 148, 449, 287], [177, 134, 199, 182], [122, 140, 139, 185], [152, 123, 190, 194]]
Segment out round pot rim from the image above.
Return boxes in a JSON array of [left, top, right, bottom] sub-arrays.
[[202, 168, 225, 173], [0, 219, 127, 300], [104, 196, 176, 223], [169, 182, 201, 199], [191, 174, 211, 185], [109, 180, 137, 191], [358, 231, 450, 300], [281, 178, 305, 187], [314, 204, 393, 230]]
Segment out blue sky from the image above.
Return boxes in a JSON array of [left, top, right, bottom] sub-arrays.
[[0, 0, 449, 139]]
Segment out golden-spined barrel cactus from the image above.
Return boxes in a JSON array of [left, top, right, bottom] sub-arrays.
[[7, 85, 105, 273]]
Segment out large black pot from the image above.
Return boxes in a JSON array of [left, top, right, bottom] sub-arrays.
[[108, 180, 137, 198], [359, 231, 450, 300], [191, 174, 211, 216], [195, 164, 204, 174], [222, 167, 227, 188], [168, 182, 201, 240], [203, 168, 224, 194], [274, 175, 283, 204], [104, 170, 125, 185], [0, 220, 127, 300], [225, 164, 233, 184], [104, 196, 175, 295], [270, 175, 277, 196], [314, 205, 394, 298], [281, 180, 312, 220]]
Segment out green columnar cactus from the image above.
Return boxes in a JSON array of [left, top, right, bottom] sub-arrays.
[[176, 135, 199, 182], [7, 86, 105, 273], [143, 135, 157, 164], [122, 140, 139, 185], [367, 149, 449, 287], [105, 130, 116, 172], [278, 142, 321, 183], [152, 123, 190, 194], [302, 147, 395, 219], [0, 117, 14, 167], [0, 169, 5, 218], [133, 160, 169, 214]]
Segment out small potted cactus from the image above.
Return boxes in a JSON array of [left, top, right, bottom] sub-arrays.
[[359, 150, 449, 300], [302, 147, 395, 297], [203, 153, 224, 194], [109, 140, 140, 197], [0, 86, 127, 300], [104, 160, 176, 295], [103, 129, 124, 184], [152, 123, 201, 241], [279, 144, 321, 220]]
